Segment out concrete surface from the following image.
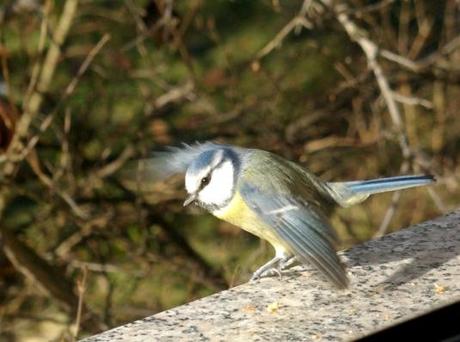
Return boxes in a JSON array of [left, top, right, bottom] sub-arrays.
[[82, 210, 460, 341]]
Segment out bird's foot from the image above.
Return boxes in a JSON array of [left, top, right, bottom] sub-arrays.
[[256, 267, 283, 280], [250, 255, 295, 281], [279, 256, 298, 271], [250, 256, 282, 281]]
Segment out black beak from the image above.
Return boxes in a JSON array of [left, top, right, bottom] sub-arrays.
[[183, 193, 197, 207]]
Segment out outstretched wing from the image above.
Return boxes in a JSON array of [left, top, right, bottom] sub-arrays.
[[240, 170, 348, 288], [121, 142, 222, 183]]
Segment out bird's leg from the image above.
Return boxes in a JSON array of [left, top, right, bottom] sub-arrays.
[[250, 256, 283, 281]]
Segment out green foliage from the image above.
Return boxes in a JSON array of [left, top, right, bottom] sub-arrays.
[[0, 0, 459, 340]]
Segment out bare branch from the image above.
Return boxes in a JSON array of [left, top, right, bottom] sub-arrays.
[[74, 266, 88, 340], [256, 1, 313, 61], [374, 161, 410, 238], [19, 34, 111, 162], [65, 34, 111, 96], [1, 227, 79, 309], [342, 0, 395, 16], [94, 146, 135, 179], [14, 0, 79, 144], [26, 151, 89, 219], [153, 80, 195, 110], [322, 0, 411, 160], [380, 35, 460, 72], [392, 92, 433, 109]]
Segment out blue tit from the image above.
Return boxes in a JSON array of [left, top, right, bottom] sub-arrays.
[[136, 142, 435, 288]]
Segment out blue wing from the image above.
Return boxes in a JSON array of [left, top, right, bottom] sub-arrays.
[[240, 179, 348, 288]]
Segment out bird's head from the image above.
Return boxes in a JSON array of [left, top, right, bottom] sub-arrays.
[[184, 148, 239, 210]]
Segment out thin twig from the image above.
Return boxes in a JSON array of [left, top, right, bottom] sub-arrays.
[[70, 260, 119, 273], [392, 92, 433, 109], [379, 49, 421, 71], [374, 161, 410, 238], [19, 34, 111, 162], [55, 214, 111, 258], [152, 80, 195, 110], [295, 0, 315, 33], [342, 0, 395, 16], [94, 145, 135, 179], [256, 16, 312, 59], [26, 151, 89, 219], [25, 1, 50, 104], [426, 187, 446, 213], [65, 34, 111, 96], [379, 35, 460, 72], [374, 191, 401, 238], [73, 266, 88, 341], [14, 0, 79, 144]]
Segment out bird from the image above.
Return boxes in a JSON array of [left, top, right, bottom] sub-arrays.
[[130, 142, 435, 288]]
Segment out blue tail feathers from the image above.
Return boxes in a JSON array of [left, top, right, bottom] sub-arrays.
[[347, 175, 435, 194], [346, 175, 435, 195], [327, 174, 435, 207]]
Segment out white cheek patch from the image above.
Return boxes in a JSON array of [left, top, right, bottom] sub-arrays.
[[198, 160, 234, 207], [185, 168, 209, 194]]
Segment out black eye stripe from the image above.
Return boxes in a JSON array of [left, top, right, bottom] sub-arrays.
[[198, 172, 211, 190], [198, 158, 227, 191]]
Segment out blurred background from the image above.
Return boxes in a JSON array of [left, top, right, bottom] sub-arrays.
[[0, 0, 459, 340]]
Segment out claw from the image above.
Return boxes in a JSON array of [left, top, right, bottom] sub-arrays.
[[251, 266, 282, 281], [260, 267, 282, 279], [250, 273, 260, 282]]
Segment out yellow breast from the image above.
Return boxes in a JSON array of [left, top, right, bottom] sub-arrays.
[[213, 191, 288, 254]]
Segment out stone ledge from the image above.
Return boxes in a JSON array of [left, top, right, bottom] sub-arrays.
[[83, 210, 460, 341]]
